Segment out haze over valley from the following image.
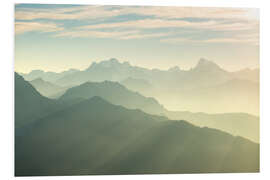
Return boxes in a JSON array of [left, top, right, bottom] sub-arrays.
[[21, 58, 259, 115], [15, 4, 259, 176]]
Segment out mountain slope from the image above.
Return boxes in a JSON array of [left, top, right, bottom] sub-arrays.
[[232, 68, 259, 83], [120, 77, 153, 94], [15, 96, 259, 176], [166, 111, 259, 143], [59, 79, 259, 142], [29, 78, 67, 98], [52, 58, 259, 115], [59, 81, 166, 115], [15, 73, 59, 129], [157, 78, 259, 115], [55, 58, 151, 86], [21, 68, 79, 82]]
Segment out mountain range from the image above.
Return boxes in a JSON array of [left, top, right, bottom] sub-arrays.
[[29, 78, 67, 98], [57, 79, 259, 143], [20, 58, 259, 115], [15, 73, 259, 175], [20, 68, 79, 82]]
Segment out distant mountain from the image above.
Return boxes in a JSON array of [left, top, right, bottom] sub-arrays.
[[29, 78, 67, 98], [21, 68, 79, 82], [16, 96, 259, 176], [49, 58, 259, 115], [159, 78, 259, 115], [55, 58, 151, 86], [232, 68, 259, 83], [55, 58, 232, 88], [120, 77, 153, 94], [59, 81, 165, 115], [166, 111, 259, 143], [58, 80, 259, 142]]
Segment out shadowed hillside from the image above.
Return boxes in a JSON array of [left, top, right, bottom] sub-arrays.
[[29, 78, 67, 98], [15, 96, 259, 176], [58, 80, 259, 142], [59, 81, 165, 115], [166, 111, 259, 143], [15, 73, 59, 129]]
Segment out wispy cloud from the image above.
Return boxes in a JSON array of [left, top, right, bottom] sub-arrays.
[[14, 5, 259, 45], [78, 18, 258, 32], [15, 5, 117, 20], [15, 5, 259, 21], [55, 29, 169, 40], [15, 22, 63, 34], [161, 32, 259, 46]]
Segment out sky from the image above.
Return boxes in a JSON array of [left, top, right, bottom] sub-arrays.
[[14, 4, 259, 73]]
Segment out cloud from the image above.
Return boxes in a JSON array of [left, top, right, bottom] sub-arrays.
[[161, 32, 259, 46], [15, 5, 124, 21], [54, 29, 169, 40], [14, 5, 259, 45], [15, 22, 63, 34], [15, 5, 259, 21], [78, 18, 258, 32], [78, 19, 216, 29]]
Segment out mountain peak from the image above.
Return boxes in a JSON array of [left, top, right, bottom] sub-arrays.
[[31, 77, 44, 83], [87, 58, 131, 70], [194, 58, 221, 71], [109, 58, 119, 63], [168, 66, 181, 72]]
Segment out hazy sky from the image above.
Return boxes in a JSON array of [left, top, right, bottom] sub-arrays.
[[15, 4, 259, 73]]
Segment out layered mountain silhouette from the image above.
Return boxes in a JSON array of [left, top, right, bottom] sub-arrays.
[[232, 68, 259, 83], [15, 73, 59, 129], [15, 73, 259, 176], [21, 58, 259, 115], [167, 111, 259, 143], [16, 95, 259, 176], [121, 77, 153, 94], [59, 81, 165, 115], [15, 73, 78, 129], [159, 78, 259, 115], [21, 68, 79, 82], [29, 78, 67, 98], [58, 80, 259, 142], [15, 57, 260, 175]]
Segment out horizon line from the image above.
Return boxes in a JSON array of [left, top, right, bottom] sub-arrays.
[[15, 57, 260, 74]]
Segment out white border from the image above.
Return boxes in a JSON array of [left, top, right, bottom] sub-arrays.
[[1, 0, 269, 180]]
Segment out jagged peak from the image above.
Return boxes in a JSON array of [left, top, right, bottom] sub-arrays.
[[109, 58, 119, 63], [194, 58, 221, 71], [31, 77, 44, 82], [80, 80, 124, 88], [168, 66, 181, 72], [87, 58, 128, 70]]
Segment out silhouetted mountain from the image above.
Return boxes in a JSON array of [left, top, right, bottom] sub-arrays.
[[120, 77, 153, 94], [59, 81, 165, 115], [161, 78, 259, 115], [15, 96, 259, 176], [15, 73, 58, 129], [55, 58, 232, 88], [58, 79, 259, 142], [29, 78, 67, 98], [232, 68, 259, 83], [21, 68, 79, 82], [55, 58, 151, 86], [166, 111, 259, 143], [15, 73, 77, 129], [193, 58, 224, 72], [47, 58, 259, 115]]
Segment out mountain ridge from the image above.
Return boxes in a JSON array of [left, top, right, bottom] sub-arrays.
[[16, 95, 259, 176]]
